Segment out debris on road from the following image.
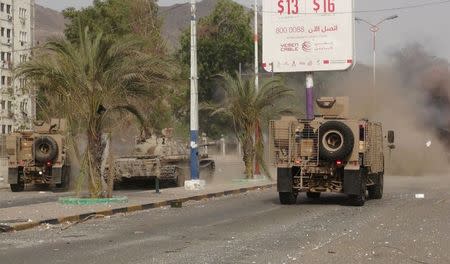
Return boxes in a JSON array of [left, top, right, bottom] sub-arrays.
[[60, 214, 105, 231], [0, 224, 13, 232], [0, 218, 30, 224]]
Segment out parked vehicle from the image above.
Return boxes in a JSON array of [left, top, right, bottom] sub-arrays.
[[7, 119, 70, 192]]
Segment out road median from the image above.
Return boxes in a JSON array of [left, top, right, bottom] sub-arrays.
[[0, 181, 275, 233]]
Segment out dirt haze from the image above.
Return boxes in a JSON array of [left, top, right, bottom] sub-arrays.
[[313, 44, 450, 176]]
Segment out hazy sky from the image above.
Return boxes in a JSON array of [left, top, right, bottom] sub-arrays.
[[35, 0, 450, 64]]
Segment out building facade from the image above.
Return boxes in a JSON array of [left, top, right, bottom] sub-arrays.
[[0, 0, 34, 134]]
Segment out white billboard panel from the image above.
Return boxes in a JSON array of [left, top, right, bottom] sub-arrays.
[[262, 0, 354, 72]]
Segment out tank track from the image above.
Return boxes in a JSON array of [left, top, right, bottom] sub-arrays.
[[160, 165, 178, 180]]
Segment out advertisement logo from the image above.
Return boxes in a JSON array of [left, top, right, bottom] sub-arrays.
[[302, 41, 312, 52], [280, 43, 299, 52]]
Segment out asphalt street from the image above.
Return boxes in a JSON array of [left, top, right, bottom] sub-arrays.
[[1, 175, 449, 264]]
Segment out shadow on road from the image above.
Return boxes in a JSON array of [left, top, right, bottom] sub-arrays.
[[266, 193, 353, 206]]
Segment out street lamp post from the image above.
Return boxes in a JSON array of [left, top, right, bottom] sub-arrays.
[[189, 0, 200, 183], [253, 0, 261, 177], [355, 15, 398, 114]]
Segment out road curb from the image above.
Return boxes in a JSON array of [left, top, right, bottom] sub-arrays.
[[6, 183, 275, 233]]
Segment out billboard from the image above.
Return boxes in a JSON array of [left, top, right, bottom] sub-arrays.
[[262, 0, 354, 73]]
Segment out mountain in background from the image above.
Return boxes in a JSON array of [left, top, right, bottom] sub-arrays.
[[35, 0, 223, 50], [159, 0, 219, 50], [35, 4, 66, 44]]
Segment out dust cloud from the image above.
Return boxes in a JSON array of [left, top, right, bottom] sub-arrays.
[[315, 44, 450, 176]]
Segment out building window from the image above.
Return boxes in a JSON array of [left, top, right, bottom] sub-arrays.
[[6, 4, 11, 14], [19, 78, 25, 89], [2, 125, 5, 134], [6, 76, 11, 86], [7, 125, 11, 133], [20, 54, 27, 63], [6, 29, 11, 39], [0, 52, 4, 61], [19, 8, 26, 19], [0, 27, 4, 37], [20, 31, 27, 43], [1, 100, 5, 110], [7, 101, 11, 112], [6, 52, 11, 62], [20, 100, 28, 113], [1, 76, 5, 85], [0, 3, 4, 12]]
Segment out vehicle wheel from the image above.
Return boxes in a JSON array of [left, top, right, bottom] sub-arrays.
[[10, 183, 24, 192], [349, 171, 366, 206], [279, 192, 297, 205], [368, 173, 383, 199], [176, 168, 185, 187], [10, 170, 25, 192], [319, 121, 354, 161], [207, 162, 215, 178], [306, 192, 321, 199], [56, 166, 70, 191], [200, 161, 215, 183], [34, 136, 59, 163]]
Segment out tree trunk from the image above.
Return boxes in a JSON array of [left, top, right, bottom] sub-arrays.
[[241, 134, 254, 179], [86, 129, 103, 198], [106, 150, 115, 198]]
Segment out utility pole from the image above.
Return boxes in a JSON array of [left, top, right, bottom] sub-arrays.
[[305, 73, 314, 120], [254, 0, 259, 93], [254, 0, 261, 177], [189, 0, 199, 182], [355, 15, 398, 114]]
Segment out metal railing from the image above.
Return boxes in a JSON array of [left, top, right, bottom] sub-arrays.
[[269, 120, 320, 167]]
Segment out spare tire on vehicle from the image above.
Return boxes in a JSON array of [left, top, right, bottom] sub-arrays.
[[319, 121, 354, 161], [34, 136, 59, 163]]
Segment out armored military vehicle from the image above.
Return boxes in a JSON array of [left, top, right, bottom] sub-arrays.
[[6, 119, 70, 192], [269, 97, 394, 206], [113, 128, 215, 187]]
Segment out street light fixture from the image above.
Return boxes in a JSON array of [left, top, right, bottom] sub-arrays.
[[355, 15, 398, 114]]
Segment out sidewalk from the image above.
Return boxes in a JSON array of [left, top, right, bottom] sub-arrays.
[[0, 180, 275, 232], [0, 178, 7, 190]]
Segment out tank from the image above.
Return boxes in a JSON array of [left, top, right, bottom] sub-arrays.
[[113, 128, 215, 187]]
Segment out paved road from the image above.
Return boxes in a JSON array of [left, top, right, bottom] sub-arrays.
[[1, 175, 450, 264]]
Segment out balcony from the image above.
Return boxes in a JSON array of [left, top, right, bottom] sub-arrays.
[[1, 38, 12, 47], [1, 60, 12, 69]]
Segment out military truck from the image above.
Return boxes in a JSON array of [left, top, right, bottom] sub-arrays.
[[113, 128, 215, 187], [269, 97, 394, 206], [6, 119, 70, 192]]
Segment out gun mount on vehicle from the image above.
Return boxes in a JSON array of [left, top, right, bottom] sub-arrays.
[[270, 97, 394, 206]]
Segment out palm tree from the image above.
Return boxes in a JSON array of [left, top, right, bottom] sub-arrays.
[[211, 74, 293, 178], [16, 27, 173, 197]]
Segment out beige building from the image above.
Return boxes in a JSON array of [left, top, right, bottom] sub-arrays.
[[0, 0, 34, 187], [0, 0, 35, 134]]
